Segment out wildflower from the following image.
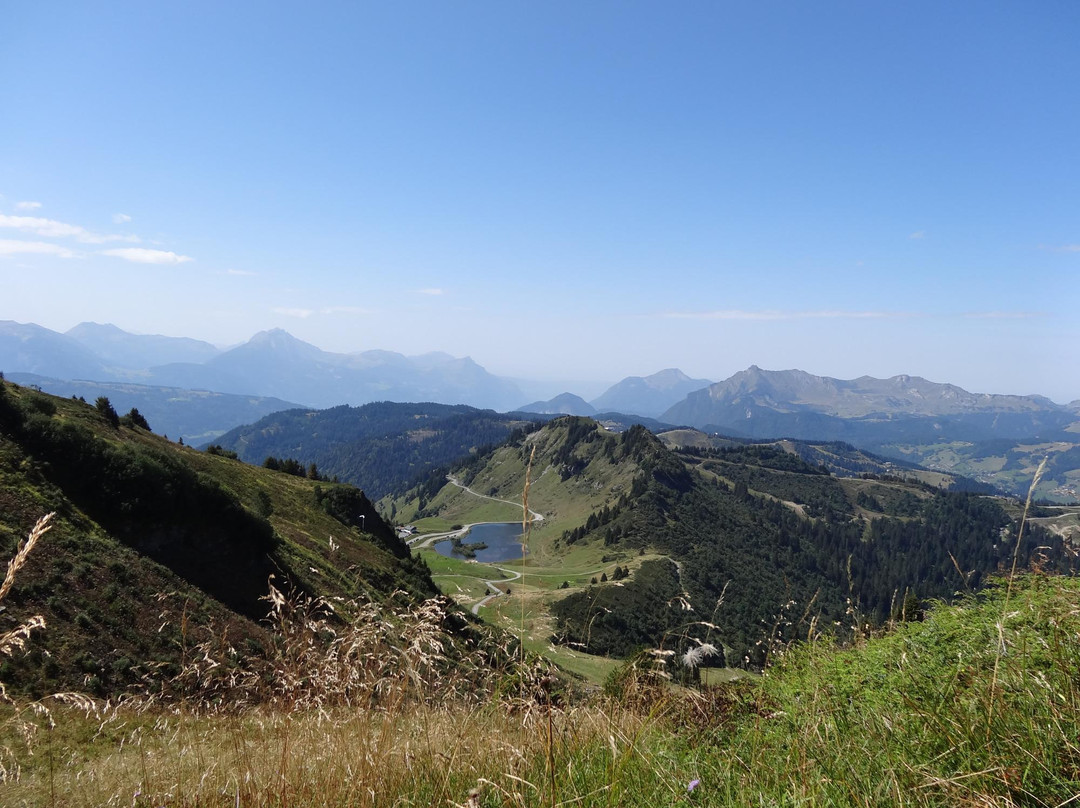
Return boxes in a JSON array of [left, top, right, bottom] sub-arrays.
[[682, 643, 718, 670], [688, 778, 701, 793]]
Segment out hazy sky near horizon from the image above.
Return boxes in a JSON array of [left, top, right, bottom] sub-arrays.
[[2, 2, 1078, 402]]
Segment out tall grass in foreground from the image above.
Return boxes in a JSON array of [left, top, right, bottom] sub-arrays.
[[2, 573, 1078, 807], [0, 514, 97, 790]]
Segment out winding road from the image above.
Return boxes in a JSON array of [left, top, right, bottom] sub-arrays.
[[404, 474, 545, 614], [470, 567, 522, 615], [445, 475, 545, 522], [406, 474, 543, 548]]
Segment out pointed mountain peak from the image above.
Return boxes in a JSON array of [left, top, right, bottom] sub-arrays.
[[519, 392, 596, 416], [250, 327, 300, 343], [643, 368, 696, 387], [66, 321, 128, 337], [590, 369, 712, 418], [244, 329, 323, 352], [228, 329, 326, 362]]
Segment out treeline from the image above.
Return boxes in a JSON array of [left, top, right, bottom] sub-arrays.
[[262, 454, 332, 481], [562, 502, 626, 545], [11, 384, 152, 435], [552, 417, 605, 479]]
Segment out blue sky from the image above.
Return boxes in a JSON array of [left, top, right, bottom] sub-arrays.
[[2, 2, 1078, 402]]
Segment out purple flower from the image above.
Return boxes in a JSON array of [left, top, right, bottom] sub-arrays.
[[687, 779, 700, 793]]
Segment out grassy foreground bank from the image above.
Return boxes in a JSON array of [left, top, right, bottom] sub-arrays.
[[2, 573, 1078, 807]]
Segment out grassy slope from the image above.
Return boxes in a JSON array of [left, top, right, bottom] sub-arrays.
[[3, 574, 1077, 807], [391, 418, 639, 550], [0, 380, 436, 696]]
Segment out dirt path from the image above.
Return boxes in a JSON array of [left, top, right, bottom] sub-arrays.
[[471, 568, 523, 615], [446, 475, 545, 522]]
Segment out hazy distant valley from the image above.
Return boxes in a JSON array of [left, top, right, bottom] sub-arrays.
[[3, 320, 1079, 502]]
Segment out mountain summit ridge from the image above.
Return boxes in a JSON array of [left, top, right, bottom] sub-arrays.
[[679, 366, 1064, 420], [589, 368, 712, 417], [0, 321, 524, 411]]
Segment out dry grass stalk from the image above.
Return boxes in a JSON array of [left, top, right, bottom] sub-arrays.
[[0, 513, 100, 785], [0, 513, 53, 677], [0, 513, 52, 603], [987, 456, 1048, 736], [137, 579, 554, 717]]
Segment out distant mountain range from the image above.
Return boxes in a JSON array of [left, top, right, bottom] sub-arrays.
[[66, 321, 220, 367], [2, 321, 1076, 499], [0, 320, 115, 380], [658, 367, 1080, 501], [519, 369, 712, 417], [0, 320, 524, 411], [144, 328, 524, 411], [662, 365, 1076, 441], [0, 319, 710, 430]]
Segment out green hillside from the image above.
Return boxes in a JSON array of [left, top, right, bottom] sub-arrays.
[[0, 378, 436, 697], [391, 417, 1078, 668]]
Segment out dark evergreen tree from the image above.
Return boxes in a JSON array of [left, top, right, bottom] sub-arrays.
[[95, 396, 120, 428], [121, 407, 151, 431]]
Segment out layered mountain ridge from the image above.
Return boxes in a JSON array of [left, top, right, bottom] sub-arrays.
[[663, 366, 1076, 440], [677, 365, 1057, 419], [589, 368, 712, 417], [660, 368, 1080, 501], [0, 321, 524, 414], [3, 322, 1077, 499]]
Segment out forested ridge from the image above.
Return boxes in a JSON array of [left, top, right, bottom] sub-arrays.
[[213, 401, 545, 498], [416, 420, 1075, 665]]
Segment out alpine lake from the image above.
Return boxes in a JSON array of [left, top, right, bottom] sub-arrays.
[[434, 522, 528, 563]]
